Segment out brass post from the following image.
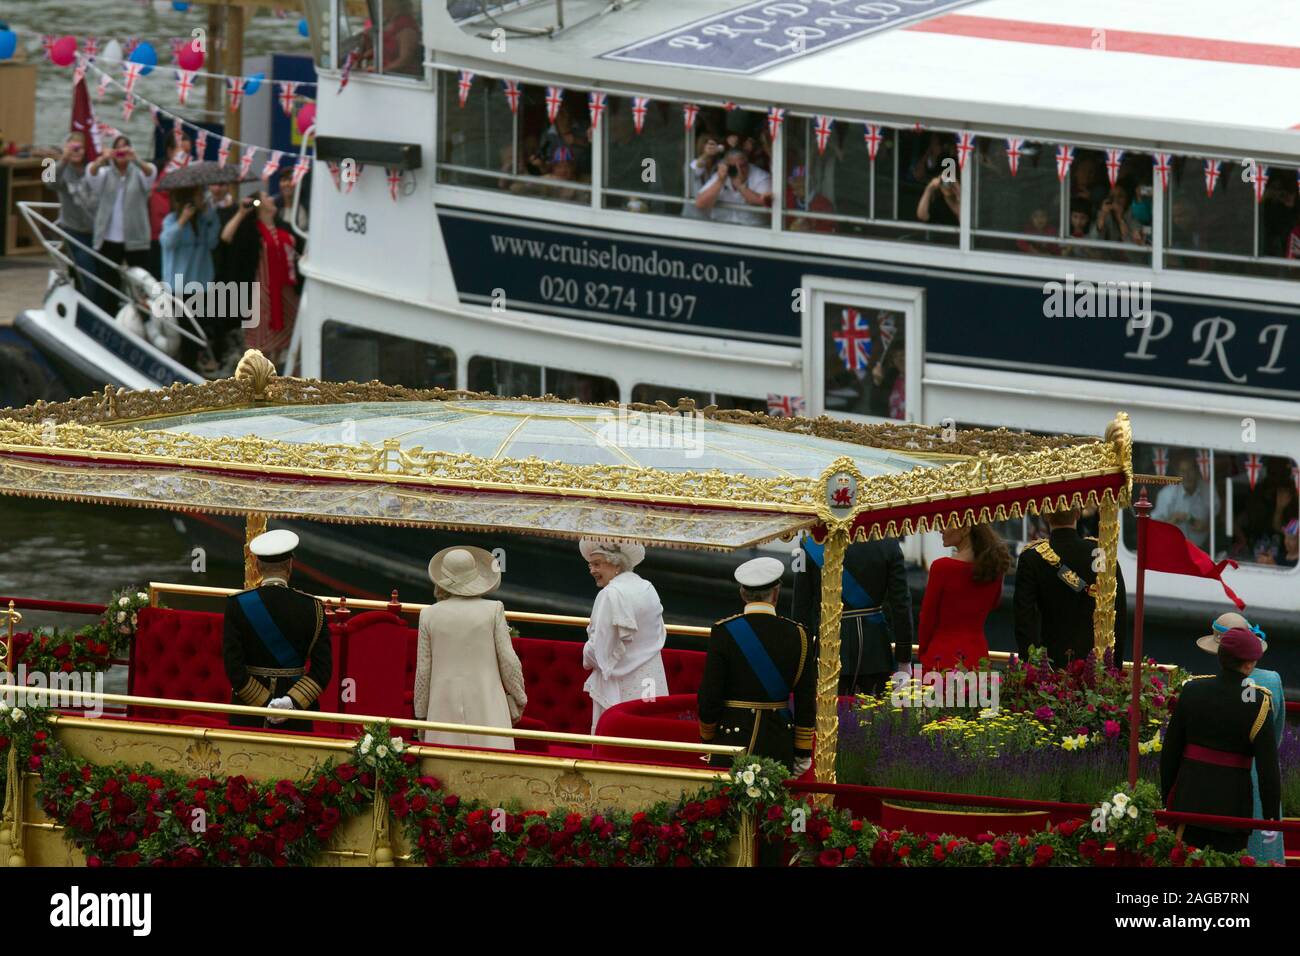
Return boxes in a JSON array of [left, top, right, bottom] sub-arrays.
[[244, 514, 267, 589], [812, 524, 848, 800], [1, 600, 24, 866], [1092, 494, 1121, 656]]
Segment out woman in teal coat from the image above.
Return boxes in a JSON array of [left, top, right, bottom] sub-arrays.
[[1197, 612, 1286, 865]]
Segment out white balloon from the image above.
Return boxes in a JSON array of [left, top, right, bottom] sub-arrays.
[[99, 39, 123, 66], [154, 0, 172, 14]]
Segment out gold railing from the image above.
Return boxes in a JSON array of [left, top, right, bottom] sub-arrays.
[[0, 683, 743, 759], [148, 581, 713, 638]]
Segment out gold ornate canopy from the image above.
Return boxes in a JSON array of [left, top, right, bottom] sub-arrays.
[[0, 352, 1134, 787]]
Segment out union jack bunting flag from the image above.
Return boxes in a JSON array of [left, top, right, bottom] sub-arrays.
[[832, 308, 873, 372], [227, 76, 246, 112], [175, 70, 195, 106], [95, 71, 111, 99], [73, 59, 87, 88], [632, 96, 649, 134], [326, 161, 342, 190], [123, 62, 143, 95], [1104, 148, 1125, 187], [1243, 453, 1263, 490], [85, 37, 99, 59], [387, 167, 402, 201], [278, 81, 298, 116], [814, 115, 834, 156], [345, 163, 364, 194], [122, 38, 140, 59], [766, 394, 805, 418], [682, 103, 699, 131], [1151, 446, 1169, 477], [588, 91, 607, 131], [121, 94, 136, 122], [239, 147, 258, 180], [766, 107, 785, 141], [217, 136, 232, 166], [261, 150, 284, 181], [956, 131, 975, 171], [1249, 162, 1269, 204], [503, 79, 521, 114], [1203, 159, 1222, 198], [863, 123, 882, 162], [41, 35, 56, 61], [291, 156, 311, 187], [1005, 137, 1024, 176], [337, 49, 358, 94], [194, 129, 208, 159], [1196, 448, 1212, 481], [1055, 144, 1075, 183], [544, 86, 564, 123], [1153, 152, 1171, 190], [457, 70, 474, 108]]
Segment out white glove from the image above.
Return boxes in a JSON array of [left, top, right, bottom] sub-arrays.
[[792, 757, 812, 777], [266, 696, 294, 725], [1261, 830, 1279, 844]]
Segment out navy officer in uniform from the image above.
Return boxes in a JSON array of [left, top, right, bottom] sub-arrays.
[[1160, 627, 1281, 854], [223, 529, 332, 732], [792, 534, 913, 696], [1014, 506, 1128, 664], [698, 557, 816, 777]]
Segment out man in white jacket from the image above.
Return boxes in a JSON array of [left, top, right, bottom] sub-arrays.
[[579, 539, 668, 733]]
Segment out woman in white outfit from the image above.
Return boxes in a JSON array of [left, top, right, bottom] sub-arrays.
[[413, 546, 527, 750], [579, 539, 668, 733]]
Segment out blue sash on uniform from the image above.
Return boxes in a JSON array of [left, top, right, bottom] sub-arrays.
[[802, 538, 885, 623], [236, 590, 301, 668], [723, 617, 792, 722]]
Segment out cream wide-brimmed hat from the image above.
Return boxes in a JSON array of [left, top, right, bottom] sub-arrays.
[[1196, 611, 1267, 655], [578, 538, 646, 571], [428, 546, 501, 597]]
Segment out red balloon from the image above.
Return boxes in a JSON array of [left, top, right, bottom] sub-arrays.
[[51, 35, 78, 67], [296, 102, 317, 136], [176, 40, 204, 72]]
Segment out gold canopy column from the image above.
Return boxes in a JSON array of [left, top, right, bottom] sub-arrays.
[[813, 523, 848, 798], [1091, 498, 1121, 657], [244, 513, 267, 589]]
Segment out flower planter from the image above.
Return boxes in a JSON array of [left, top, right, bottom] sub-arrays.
[[880, 801, 1051, 839]]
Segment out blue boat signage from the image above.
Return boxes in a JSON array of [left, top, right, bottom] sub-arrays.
[[436, 208, 1298, 401], [600, 0, 982, 74], [74, 305, 187, 388]]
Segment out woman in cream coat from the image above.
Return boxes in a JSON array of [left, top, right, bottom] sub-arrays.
[[413, 546, 527, 750]]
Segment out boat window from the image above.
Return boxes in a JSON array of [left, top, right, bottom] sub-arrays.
[[336, 0, 377, 76], [972, 138, 1058, 256], [468, 357, 616, 402], [1123, 445, 1299, 570], [631, 384, 766, 414], [602, 97, 686, 216], [437, 74, 592, 204], [301, 0, 333, 68], [376, 0, 425, 77], [820, 303, 908, 421], [1166, 159, 1300, 281], [321, 321, 455, 388]]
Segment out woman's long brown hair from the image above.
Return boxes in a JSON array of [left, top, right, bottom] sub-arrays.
[[969, 523, 1012, 583]]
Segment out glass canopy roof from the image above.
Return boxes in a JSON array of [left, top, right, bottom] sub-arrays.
[[134, 400, 959, 480]]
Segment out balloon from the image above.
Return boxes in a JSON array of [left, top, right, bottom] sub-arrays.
[[0, 30, 16, 62], [298, 18, 309, 38], [172, 1, 192, 10], [296, 102, 316, 136], [245, 71, 265, 96], [176, 39, 203, 71], [50, 35, 78, 67], [98, 39, 123, 66], [128, 41, 157, 76]]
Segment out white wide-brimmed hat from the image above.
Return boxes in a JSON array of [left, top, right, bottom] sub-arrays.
[[428, 546, 501, 596], [1196, 611, 1267, 655], [579, 538, 646, 571]]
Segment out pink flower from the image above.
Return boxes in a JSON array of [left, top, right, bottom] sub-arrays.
[[1104, 720, 1121, 738], [1153, 696, 1166, 708], [1034, 706, 1054, 721]]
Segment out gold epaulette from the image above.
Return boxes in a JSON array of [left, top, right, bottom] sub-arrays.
[[713, 612, 744, 627], [1029, 540, 1093, 595], [1250, 694, 1272, 742], [1028, 539, 1059, 564]]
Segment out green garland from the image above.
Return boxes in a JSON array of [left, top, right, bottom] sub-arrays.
[[0, 702, 1258, 867]]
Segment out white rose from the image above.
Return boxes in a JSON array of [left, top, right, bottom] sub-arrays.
[[11, 709, 24, 721], [1112, 792, 1129, 807], [377, 745, 389, 758], [1127, 806, 1138, 819], [746, 786, 761, 799], [117, 611, 127, 623], [0, 699, 9, 713], [118, 597, 130, 607], [390, 736, 404, 752], [740, 770, 756, 786], [748, 763, 761, 773], [137, 592, 148, 601]]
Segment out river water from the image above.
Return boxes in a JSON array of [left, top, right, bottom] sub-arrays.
[[4, 0, 311, 151]]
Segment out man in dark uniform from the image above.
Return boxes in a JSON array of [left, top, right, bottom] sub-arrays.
[[698, 557, 816, 776], [792, 535, 913, 695], [1161, 628, 1281, 853], [1014, 507, 1128, 664], [223, 529, 332, 732]]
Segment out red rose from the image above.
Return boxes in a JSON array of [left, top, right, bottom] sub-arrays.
[[102, 778, 120, 794], [1144, 832, 1158, 846], [931, 844, 945, 862], [1169, 845, 1186, 865], [28, 755, 41, 770], [61, 662, 74, 673], [335, 764, 357, 782], [1079, 839, 1100, 860], [467, 809, 485, 825], [0, 736, 9, 750], [844, 846, 857, 861], [674, 855, 692, 867], [897, 845, 911, 858], [850, 820, 863, 832], [766, 805, 783, 821], [1033, 844, 1054, 866], [33, 730, 47, 741], [1240, 856, 1256, 867], [992, 839, 1010, 860], [443, 795, 460, 810], [1056, 819, 1081, 837], [53, 643, 70, 659]]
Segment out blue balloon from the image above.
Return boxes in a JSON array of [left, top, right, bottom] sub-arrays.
[[245, 71, 265, 96], [0, 30, 16, 62], [298, 18, 309, 38], [127, 41, 157, 76], [172, 1, 191, 10]]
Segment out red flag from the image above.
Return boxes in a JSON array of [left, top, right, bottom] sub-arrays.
[[71, 76, 101, 163], [1144, 518, 1244, 609]]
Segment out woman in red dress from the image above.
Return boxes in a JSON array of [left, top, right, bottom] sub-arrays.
[[917, 523, 1010, 671]]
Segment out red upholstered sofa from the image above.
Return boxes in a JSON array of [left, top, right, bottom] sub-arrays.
[[592, 694, 706, 768], [128, 606, 708, 761]]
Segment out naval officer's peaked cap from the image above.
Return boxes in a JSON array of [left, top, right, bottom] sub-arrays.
[[735, 556, 785, 589], [249, 529, 299, 563]]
